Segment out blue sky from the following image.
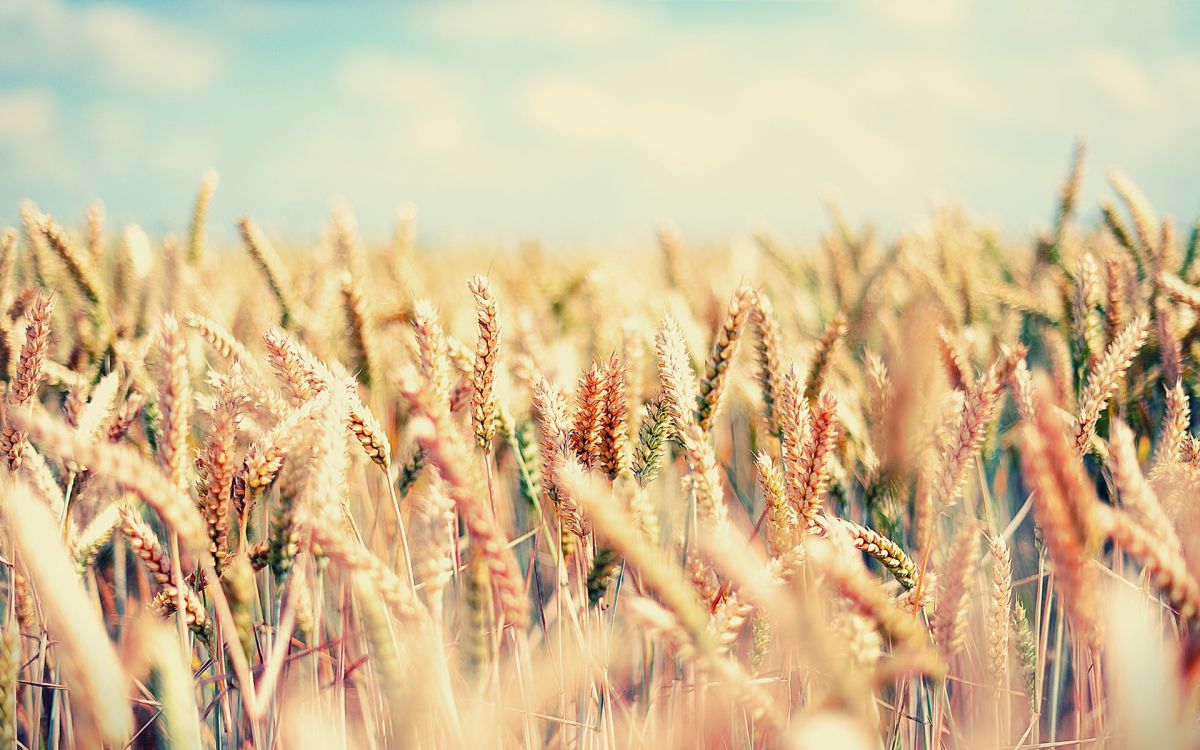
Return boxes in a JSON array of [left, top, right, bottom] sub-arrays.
[[1, 0, 1198, 246]]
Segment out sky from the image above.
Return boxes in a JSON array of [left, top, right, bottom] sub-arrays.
[[0, 0, 1198, 247]]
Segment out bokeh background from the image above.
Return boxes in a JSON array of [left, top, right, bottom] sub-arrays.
[[1, 0, 1198, 245]]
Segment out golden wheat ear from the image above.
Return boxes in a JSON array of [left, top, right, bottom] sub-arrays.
[[749, 290, 783, 435], [597, 354, 629, 480], [238, 216, 295, 328], [696, 285, 752, 432], [654, 315, 699, 439], [39, 214, 104, 309], [468, 274, 500, 452], [1074, 312, 1150, 455], [803, 312, 847, 401], [2, 291, 53, 471], [340, 270, 375, 388], [186, 169, 218, 265], [1021, 374, 1104, 647], [569, 362, 604, 470]]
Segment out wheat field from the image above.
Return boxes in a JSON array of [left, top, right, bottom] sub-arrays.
[[0, 149, 1198, 748]]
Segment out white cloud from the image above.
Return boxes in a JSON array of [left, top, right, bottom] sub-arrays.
[[0, 88, 82, 187], [0, 89, 56, 141], [337, 51, 482, 162], [0, 0, 223, 95], [1078, 51, 1156, 111], [517, 74, 739, 173], [417, 0, 652, 46], [341, 53, 463, 105], [867, 0, 969, 32], [79, 5, 223, 94], [514, 19, 1004, 188]]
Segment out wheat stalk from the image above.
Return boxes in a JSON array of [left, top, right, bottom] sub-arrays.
[[5, 483, 132, 745]]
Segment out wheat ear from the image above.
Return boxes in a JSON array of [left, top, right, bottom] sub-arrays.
[[340, 270, 375, 388], [697, 285, 752, 432], [655, 315, 699, 438], [1093, 504, 1200, 618], [598, 355, 629, 480], [803, 312, 847, 401], [1074, 313, 1149, 455], [197, 371, 243, 562], [795, 390, 839, 526], [238, 216, 295, 327], [187, 169, 218, 264], [533, 377, 586, 537], [936, 325, 974, 391], [2, 292, 53, 470], [756, 453, 796, 559], [1020, 376, 1102, 645], [749, 291, 783, 434], [1109, 419, 1180, 553], [468, 274, 500, 452], [183, 311, 264, 376], [155, 314, 193, 494], [404, 372, 527, 628], [569, 363, 605, 470], [0, 615, 18, 748], [39, 214, 104, 308], [988, 538, 1012, 689], [631, 392, 672, 486], [933, 520, 977, 659]]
